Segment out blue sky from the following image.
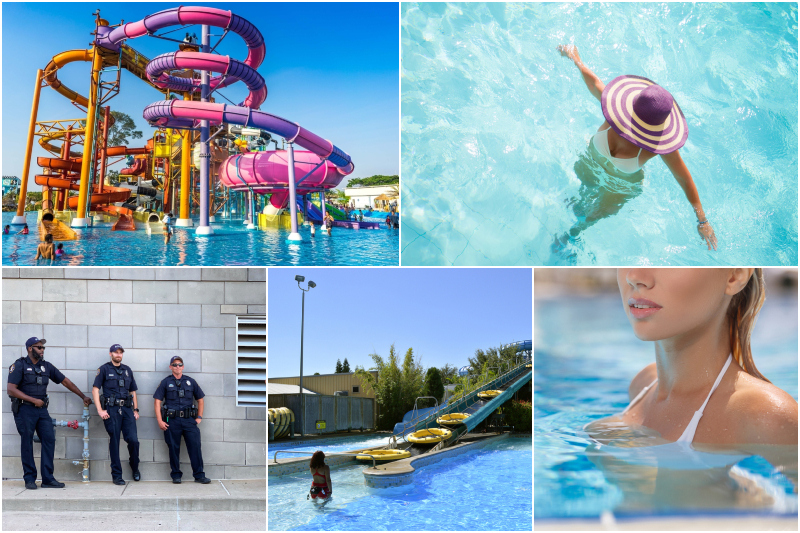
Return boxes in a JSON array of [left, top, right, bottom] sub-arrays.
[[2, 2, 398, 181], [268, 268, 533, 377]]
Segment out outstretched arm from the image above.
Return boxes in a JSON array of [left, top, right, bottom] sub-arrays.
[[660, 150, 718, 251], [557, 44, 605, 101]]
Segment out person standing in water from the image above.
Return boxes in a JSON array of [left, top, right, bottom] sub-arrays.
[[309, 451, 332, 501], [557, 45, 717, 251]]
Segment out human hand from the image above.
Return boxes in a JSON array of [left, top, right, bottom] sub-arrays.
[[83, 397, 92, 407], [134, 411, 140, 421], [557, 44, 581, 64], [195, 418, 202, 425], [99, 409, 110, 420], [698, 221, 717, 251], [33, 399, 44, 408], [158, 420, 169, 431]]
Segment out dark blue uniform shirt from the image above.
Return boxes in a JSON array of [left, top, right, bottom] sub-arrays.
[[153, 375, 204, 410], [92, 362, 138, 398], [7, 356, 65, 400]]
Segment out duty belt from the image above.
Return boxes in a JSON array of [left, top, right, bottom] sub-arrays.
[[12, 396, 49, 408], [103, 397, 133, 408], [163, 407, 197, 419]]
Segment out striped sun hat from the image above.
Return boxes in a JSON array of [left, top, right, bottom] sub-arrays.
[[601, 75, 688, 155]]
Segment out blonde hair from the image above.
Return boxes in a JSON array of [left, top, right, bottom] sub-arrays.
[[727, 268, 770, 382]]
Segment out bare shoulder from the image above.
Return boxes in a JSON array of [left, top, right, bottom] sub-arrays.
[[729, 372, 798, 445], [628, 362, 658, 401]]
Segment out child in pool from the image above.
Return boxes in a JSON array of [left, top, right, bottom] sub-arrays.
[[55, 243, 64, 258], [308, 450, 332, 501]]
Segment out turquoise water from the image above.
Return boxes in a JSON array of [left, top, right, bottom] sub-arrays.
[[401, 3, 798, 265], [2, 212, 399, 266], [269, 437, 532, 530], [269, 434, 395, 455], [534, 293, 798, 519]]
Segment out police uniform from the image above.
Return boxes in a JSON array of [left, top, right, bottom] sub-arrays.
[[92, 362, 140, 481], [153, 375, 206, 481], [7, 355, 64, 486]]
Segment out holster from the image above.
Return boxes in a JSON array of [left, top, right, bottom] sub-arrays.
[[10, 397, 20, 415]]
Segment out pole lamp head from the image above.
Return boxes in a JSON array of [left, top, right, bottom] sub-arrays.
[[308, 281, 316, 289], [295, 275, 305, 282]]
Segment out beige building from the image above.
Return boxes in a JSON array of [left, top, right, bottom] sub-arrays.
[[268, 371, 377, 398]]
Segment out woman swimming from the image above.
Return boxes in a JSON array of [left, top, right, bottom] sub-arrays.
[[308, 451, 332, 501], [583, 269, 797, 510], [557, 45, 717, 251]]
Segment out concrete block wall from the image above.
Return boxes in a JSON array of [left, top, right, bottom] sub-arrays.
[[2, 268, 266, 481]]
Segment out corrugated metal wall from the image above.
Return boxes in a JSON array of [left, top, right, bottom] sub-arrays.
[[268, 372, 377, 398], [269, 394, 375, 435]]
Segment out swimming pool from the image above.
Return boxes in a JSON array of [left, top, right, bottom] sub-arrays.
[[269, 434, 395, 455], [269, 437, 531, 530], [401, 3, 798, 265], [534, 293, 798, 520], [2, 212, 399, 266]]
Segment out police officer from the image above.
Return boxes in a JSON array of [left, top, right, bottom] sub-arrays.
[[7, 337, 92, 490], [92, 344, 140, 485], [153, 356, 211, 484]]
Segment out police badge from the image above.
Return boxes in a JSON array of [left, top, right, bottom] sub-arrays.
[[41, 366, 45, 373]]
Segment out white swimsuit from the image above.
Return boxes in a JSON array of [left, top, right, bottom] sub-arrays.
[[591, 127, 644, 174], [621, 353, 733, 443]]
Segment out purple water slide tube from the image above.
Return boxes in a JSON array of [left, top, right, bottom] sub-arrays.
[[96, 6, 353, 174]]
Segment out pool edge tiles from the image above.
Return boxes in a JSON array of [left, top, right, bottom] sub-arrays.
[[363, 433, 511, 488]]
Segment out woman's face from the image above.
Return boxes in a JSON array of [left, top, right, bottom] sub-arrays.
[[617, 268, 732, 341]]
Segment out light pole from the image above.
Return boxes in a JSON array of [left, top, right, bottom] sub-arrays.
[[295, 275, 316, 436]]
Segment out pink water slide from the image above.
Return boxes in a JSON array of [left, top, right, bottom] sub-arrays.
[[95, 6, 354, 205]]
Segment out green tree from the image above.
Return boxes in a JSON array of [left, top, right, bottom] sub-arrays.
[[354, 344, 424, 430], [108, 111, 143, 147], [313, 372, 320, 376], [467, 344, 519, 376], [439, 364, 459, 385], [345, 174, 399, 188], [422, 367, 444, 406], [335, 359, 343, 374], [342, 358, 351, 373]]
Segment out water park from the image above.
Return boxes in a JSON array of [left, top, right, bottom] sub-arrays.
[[268, 340, 532, 531], [2, 4, 399, 266]]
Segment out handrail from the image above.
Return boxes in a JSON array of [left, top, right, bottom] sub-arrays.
[[399, 360, 531, 438], [271, 450, 377, 469]]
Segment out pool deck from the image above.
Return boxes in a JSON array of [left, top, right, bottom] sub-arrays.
[[535, 515, 798, 530]]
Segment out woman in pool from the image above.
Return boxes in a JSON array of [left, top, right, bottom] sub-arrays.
[[557, 45, 717, 252], [585, 269, 797, 508], [309, 451, 332, 501]]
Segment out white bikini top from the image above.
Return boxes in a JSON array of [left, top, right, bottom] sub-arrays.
[[591, 127, 644, 174], [621, 354, 734, 444]]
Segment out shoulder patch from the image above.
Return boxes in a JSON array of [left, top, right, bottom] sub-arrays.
[[96, 368, 101, 376], [9, 364, 14, 374]]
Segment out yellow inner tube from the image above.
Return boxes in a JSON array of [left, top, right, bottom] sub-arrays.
[[477, 390, 502, 399], [407, 428, 452, 444], [437, 413, 470, 425], [355, 449, 411, 462]]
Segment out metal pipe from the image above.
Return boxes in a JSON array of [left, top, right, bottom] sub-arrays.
[[72, 46, 104, 228], [285, 142, 301, 241], [53, 406, 91, 482], [195, 24, 213, 235], [13, 69, 44, 224]]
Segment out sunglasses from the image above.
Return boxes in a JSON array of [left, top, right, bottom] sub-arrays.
[[32, 346, 46, 350], [171, 363, 184, 367]]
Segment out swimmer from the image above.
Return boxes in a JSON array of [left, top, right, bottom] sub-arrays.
[[161, 212, 173, 244], [55, 243, 65, 258], [308, 451, 332, 502], [324, 212, 334, 236], [3, 225, 9, 234], [35, 233, 55, 261], [17, 224, 29, 235], [557, 44, 717, 251]]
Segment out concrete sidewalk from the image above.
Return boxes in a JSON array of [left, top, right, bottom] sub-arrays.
[[2, 479, 265, 531]]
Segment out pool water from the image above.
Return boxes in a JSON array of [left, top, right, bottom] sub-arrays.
[[269, 434, 396, 456], [401, 3, 798, 265], [534, 294, 798, 519], [2, 212, 399, 266], [269, 437, 532, 530]]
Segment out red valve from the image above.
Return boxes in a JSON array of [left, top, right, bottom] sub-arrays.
[[67, 420, 80, 429]]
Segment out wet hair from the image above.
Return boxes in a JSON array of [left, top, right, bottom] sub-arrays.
[[310, 451, 326, 470], [727, 268, 770, 383], [45, 233, 53, 243]]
